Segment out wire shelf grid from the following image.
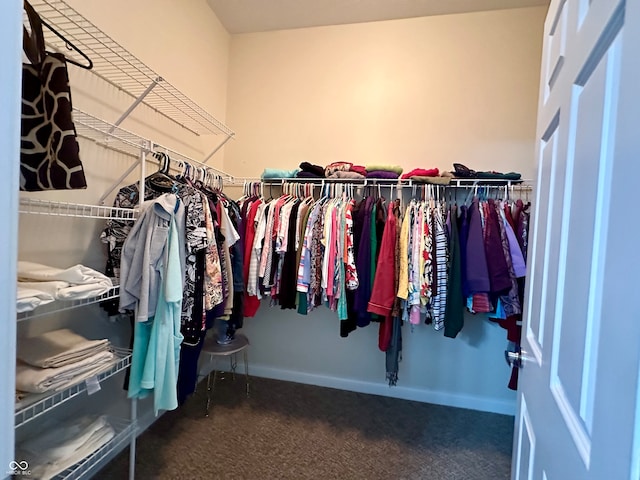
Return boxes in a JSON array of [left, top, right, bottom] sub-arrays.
[[15, 348, 132, 428], [17, 285, 120, 322], [28, 0, 234, 138]]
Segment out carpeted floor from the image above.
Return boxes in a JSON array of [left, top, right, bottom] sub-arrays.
[[96, 375, 514, 480]]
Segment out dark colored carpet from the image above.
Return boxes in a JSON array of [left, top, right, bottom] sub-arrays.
[[96, 376, 514, 480]]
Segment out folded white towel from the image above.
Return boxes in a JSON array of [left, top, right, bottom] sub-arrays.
[[18, 328, 110, 368], [18, 261, 112, 286], [16, 286, 55, 313], [17, 262, 113, 301], [18, 415, 115, 480], [16, 350, 114, 393]]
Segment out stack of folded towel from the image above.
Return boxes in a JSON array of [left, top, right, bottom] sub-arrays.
[[17, 414, 115, 480], [16, 329, 113, 394], [17, 261, 113, 312]]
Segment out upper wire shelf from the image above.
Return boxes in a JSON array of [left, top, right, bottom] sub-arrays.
[[72, 109, 235, 182], [28, 0, 234, 138]]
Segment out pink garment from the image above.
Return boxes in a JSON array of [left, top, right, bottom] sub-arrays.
[[401, 168, 439, 179]]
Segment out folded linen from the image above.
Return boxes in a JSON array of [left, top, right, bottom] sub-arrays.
[[401, 168, 439, 179], [16, 286, 55, 313], [410, 175, 451, 185], [18, 328, 110, 368], [365, 164, 403, 174], [296, 171, 322, 178], [366, 170, 400, 179], [18, 261, 112, 286], [16, 350, 114, 393], [324, 161, 353, 177], [299, 162, 325, 177], [349, 165, 367, 176], [327, 171, 365, 179], [17, 414, 115, 480], [261, 168, 300, 179]]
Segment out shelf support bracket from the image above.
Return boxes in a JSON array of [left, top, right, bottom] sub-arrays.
[[108, 77, 162, 134], [202, 133, 234, 164]]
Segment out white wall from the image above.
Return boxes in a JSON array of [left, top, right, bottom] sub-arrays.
[[223, 7, 547, 414], [224, 7, 546, 180]]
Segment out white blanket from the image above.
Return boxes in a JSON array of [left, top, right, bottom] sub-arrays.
[[17, 415, 115, 480], [16, 286, 55, 313], [16, 350, 114, 393], [17, 261, 113, 300], [18, 328, 110, 368]]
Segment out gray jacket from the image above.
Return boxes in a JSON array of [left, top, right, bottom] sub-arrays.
[[119, 193, 185, 321]]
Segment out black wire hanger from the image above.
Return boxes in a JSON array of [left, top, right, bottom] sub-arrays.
[[40, 18, 93, 70]]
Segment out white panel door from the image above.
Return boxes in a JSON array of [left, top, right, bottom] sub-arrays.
[[513, 0, 640, 479]]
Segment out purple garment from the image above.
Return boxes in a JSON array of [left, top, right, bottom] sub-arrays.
[[354, 196, 375, 327], [502, 210, 526, 278], [484, 199, 512, 295], [465, 199, 490, 294], [366, 170, 400, 179]]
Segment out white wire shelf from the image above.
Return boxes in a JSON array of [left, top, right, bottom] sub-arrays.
[[28, 0, 234, 138], [15, 348, 132, 428], [17, 285, 120, 322], [73, 109, 235, 182], [20, 197, 138, 220]]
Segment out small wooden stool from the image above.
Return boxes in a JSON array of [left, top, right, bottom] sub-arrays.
[[199, 333, 250, 416]]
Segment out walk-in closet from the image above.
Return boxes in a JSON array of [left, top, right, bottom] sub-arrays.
[[2, 0, 640, 479]]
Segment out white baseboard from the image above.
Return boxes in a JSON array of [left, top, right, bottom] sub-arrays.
[[246, 364, 516, 416]]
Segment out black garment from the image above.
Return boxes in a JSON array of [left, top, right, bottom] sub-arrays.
[[177, 330, 207, 404], [280, 201, 301, 309], [299, 162, 325, 178]]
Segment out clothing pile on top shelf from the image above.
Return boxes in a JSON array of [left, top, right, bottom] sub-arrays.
[[16, 328, 113, 396], [239, 180, 530, 387], [16, 414, 115, 480], [16, 261, 113, 312], [263, 162, 457, 182], [102, 162, 244, 411]]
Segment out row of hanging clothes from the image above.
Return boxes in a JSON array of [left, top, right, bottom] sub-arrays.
[[100, 152, 244, 413], [238, 179, 531, 387]]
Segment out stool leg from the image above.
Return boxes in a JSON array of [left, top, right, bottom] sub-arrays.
[[230, 354, 237, 382], [205, 371, 212, 417], [244, 349, 250, 398]]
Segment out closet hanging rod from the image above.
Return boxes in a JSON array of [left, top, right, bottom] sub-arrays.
[[258, 177, 533, 188]]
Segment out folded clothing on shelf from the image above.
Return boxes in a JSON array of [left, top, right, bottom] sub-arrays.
[[296, 171, 322, 179], [18, 328, 110, 368], [365, 164, 403, 174], [327, 171, 365, 179], [299, 162, 325, 177], [16, 349, 114, 393], [261, 168, 300, 179], [17, 414, 115, 480], [17, 261, 113, 300], [349, 165, 367, 176], [366, 170, 400, 179], [452, 163, 522, 181], [16, 286, 55, 313], [324, 161, 353, 177], [410, 175, 451, 185], [400, 167, 439, 179]]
